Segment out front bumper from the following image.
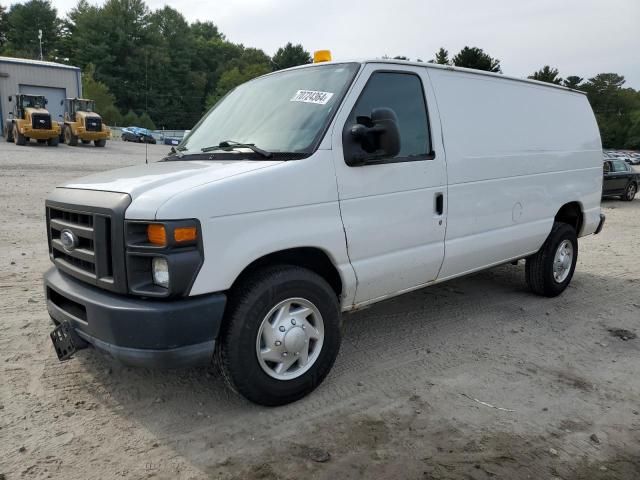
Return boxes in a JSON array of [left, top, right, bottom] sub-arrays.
[[44, 267, 226, 368], [21, 126, 61, 139], [75, 127, 110, 141]]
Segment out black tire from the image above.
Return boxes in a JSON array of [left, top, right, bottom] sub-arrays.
[[218, 265, 341, 406], [65, 125, 78, 146], [525, 222, 578, 297], [5, 125, 14, 142], [14, 124, 26, 146], [81, 139, 91, 144], [94, 139, 106, 147], [37, 139, 47, 144], [48, 136, 59, 146], [622, 182, 636, 202], [121, 135, 127, 142]]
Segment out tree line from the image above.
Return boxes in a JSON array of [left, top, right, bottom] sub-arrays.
[[0, 0, 312, 130], [0, 1, 638, 148]]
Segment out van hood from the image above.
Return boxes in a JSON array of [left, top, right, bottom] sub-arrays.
[[60, 159, 282, 218]]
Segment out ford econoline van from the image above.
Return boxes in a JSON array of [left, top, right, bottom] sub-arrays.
[[44, 57, 605, 405]]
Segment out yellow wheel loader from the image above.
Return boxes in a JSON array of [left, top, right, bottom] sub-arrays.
[[61, 98, 110, 147], [4, 94, 61, 146]]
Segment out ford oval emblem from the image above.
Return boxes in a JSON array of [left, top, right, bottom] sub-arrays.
[[60, 229, 78, 251]]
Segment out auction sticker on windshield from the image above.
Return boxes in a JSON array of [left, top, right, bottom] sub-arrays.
[[290, 90, 334, 105]]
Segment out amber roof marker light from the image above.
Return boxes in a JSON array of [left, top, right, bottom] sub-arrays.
[[313, 50, 332, 63]]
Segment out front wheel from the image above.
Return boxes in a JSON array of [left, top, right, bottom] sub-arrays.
[[13, 124, 26, 146], [94, 139, 106, 147], [48, 136, 59, 146], [64, 125, 78, 146], [218, 266, 342, 406], [525, 222, 578, 297], [622, 182, 636, 202]]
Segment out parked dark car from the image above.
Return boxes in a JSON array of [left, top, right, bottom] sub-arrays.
[[603, 159, 638, 201], [121, 127, 156, 144]]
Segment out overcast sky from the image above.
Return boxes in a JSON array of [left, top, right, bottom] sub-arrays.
[[9, 0, 640, 88]]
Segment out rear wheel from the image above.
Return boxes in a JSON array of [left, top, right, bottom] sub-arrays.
[[48, 136, 59, 146], [622, 182, 636, 202], [94, 139, 106, 147], [13, 124, 26, 146], [81, 139, 90, 144], [218, 265, 341, 406], [526, 222, 578, 297], [4, 125, 13, 142], [64, 125, 78, 146]]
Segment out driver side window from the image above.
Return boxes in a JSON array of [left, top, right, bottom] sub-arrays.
[[345, 71, 431, 162]]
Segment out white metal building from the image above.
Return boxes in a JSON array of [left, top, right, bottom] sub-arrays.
[[0, 56, 82, 135]]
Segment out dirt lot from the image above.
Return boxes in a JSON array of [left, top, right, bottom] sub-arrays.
[[1, 140, 639, 480]]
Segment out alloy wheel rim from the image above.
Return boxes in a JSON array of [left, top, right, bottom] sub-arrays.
[[628, 184, 636, 200], [553, 239, 573, 283], [255, 297, 325, 381]]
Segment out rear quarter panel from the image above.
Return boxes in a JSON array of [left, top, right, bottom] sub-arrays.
[[426, 68, 602, 279]]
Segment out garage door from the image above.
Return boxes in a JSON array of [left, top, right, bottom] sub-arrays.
[[19, 85, 66, 122]]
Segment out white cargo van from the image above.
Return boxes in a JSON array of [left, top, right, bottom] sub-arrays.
[[45, 58, 605, 405]]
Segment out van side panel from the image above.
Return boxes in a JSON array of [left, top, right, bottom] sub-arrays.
[[426, 69, 602, 280]]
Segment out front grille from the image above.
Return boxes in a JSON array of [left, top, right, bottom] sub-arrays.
[[45, 189, 131, 294], [85, 117, 102, 132], [32, 113, 52, 129], [48, 206, 111, 283]]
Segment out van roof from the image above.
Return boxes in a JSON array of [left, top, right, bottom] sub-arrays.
[[293, 58, 585, 95]]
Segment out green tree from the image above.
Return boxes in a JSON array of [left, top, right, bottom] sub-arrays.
[[138, 111, 155, 129], [626, 110, 640, 149], [82, 63, 119, 112], [529, 66, 563, 85], [0, 4, 7, 47], [430, 47, 450, 65], [452, 46, 501, 73], [101, 105, 122, 126], [272, 42, 311, 70], [581, 73, 640, 148], [563, 75, 584, 89], [3, 0, 60, 59], [122, 109, 140, 126]]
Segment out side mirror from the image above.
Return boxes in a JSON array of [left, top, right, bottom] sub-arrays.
[[8, 96, 12, 102], [60, 99, 64, 106], [345, 107, 401, 166], [45, 99, 48, 105]]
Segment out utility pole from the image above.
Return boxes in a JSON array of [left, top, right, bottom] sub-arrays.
[[38, 29, 43, 60]]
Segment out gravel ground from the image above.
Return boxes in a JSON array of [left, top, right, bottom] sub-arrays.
[[1, 140, 639, 480]]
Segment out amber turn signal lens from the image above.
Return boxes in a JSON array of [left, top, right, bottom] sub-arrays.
[[147, 224, 167, 246], [174, 226, 197, 243]]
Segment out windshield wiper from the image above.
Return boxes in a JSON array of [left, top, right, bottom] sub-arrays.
[[201, 140, 272, 159]]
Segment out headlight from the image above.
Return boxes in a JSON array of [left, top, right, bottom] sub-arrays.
[[152, 257, 169, 288], [125, 219, 202, 297]]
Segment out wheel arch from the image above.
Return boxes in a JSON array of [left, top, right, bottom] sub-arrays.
[[554, 201, 584, 235], [230, 247, 343, 299]]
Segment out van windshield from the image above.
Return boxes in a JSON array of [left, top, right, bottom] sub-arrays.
[[178, 63, 360, 158]]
